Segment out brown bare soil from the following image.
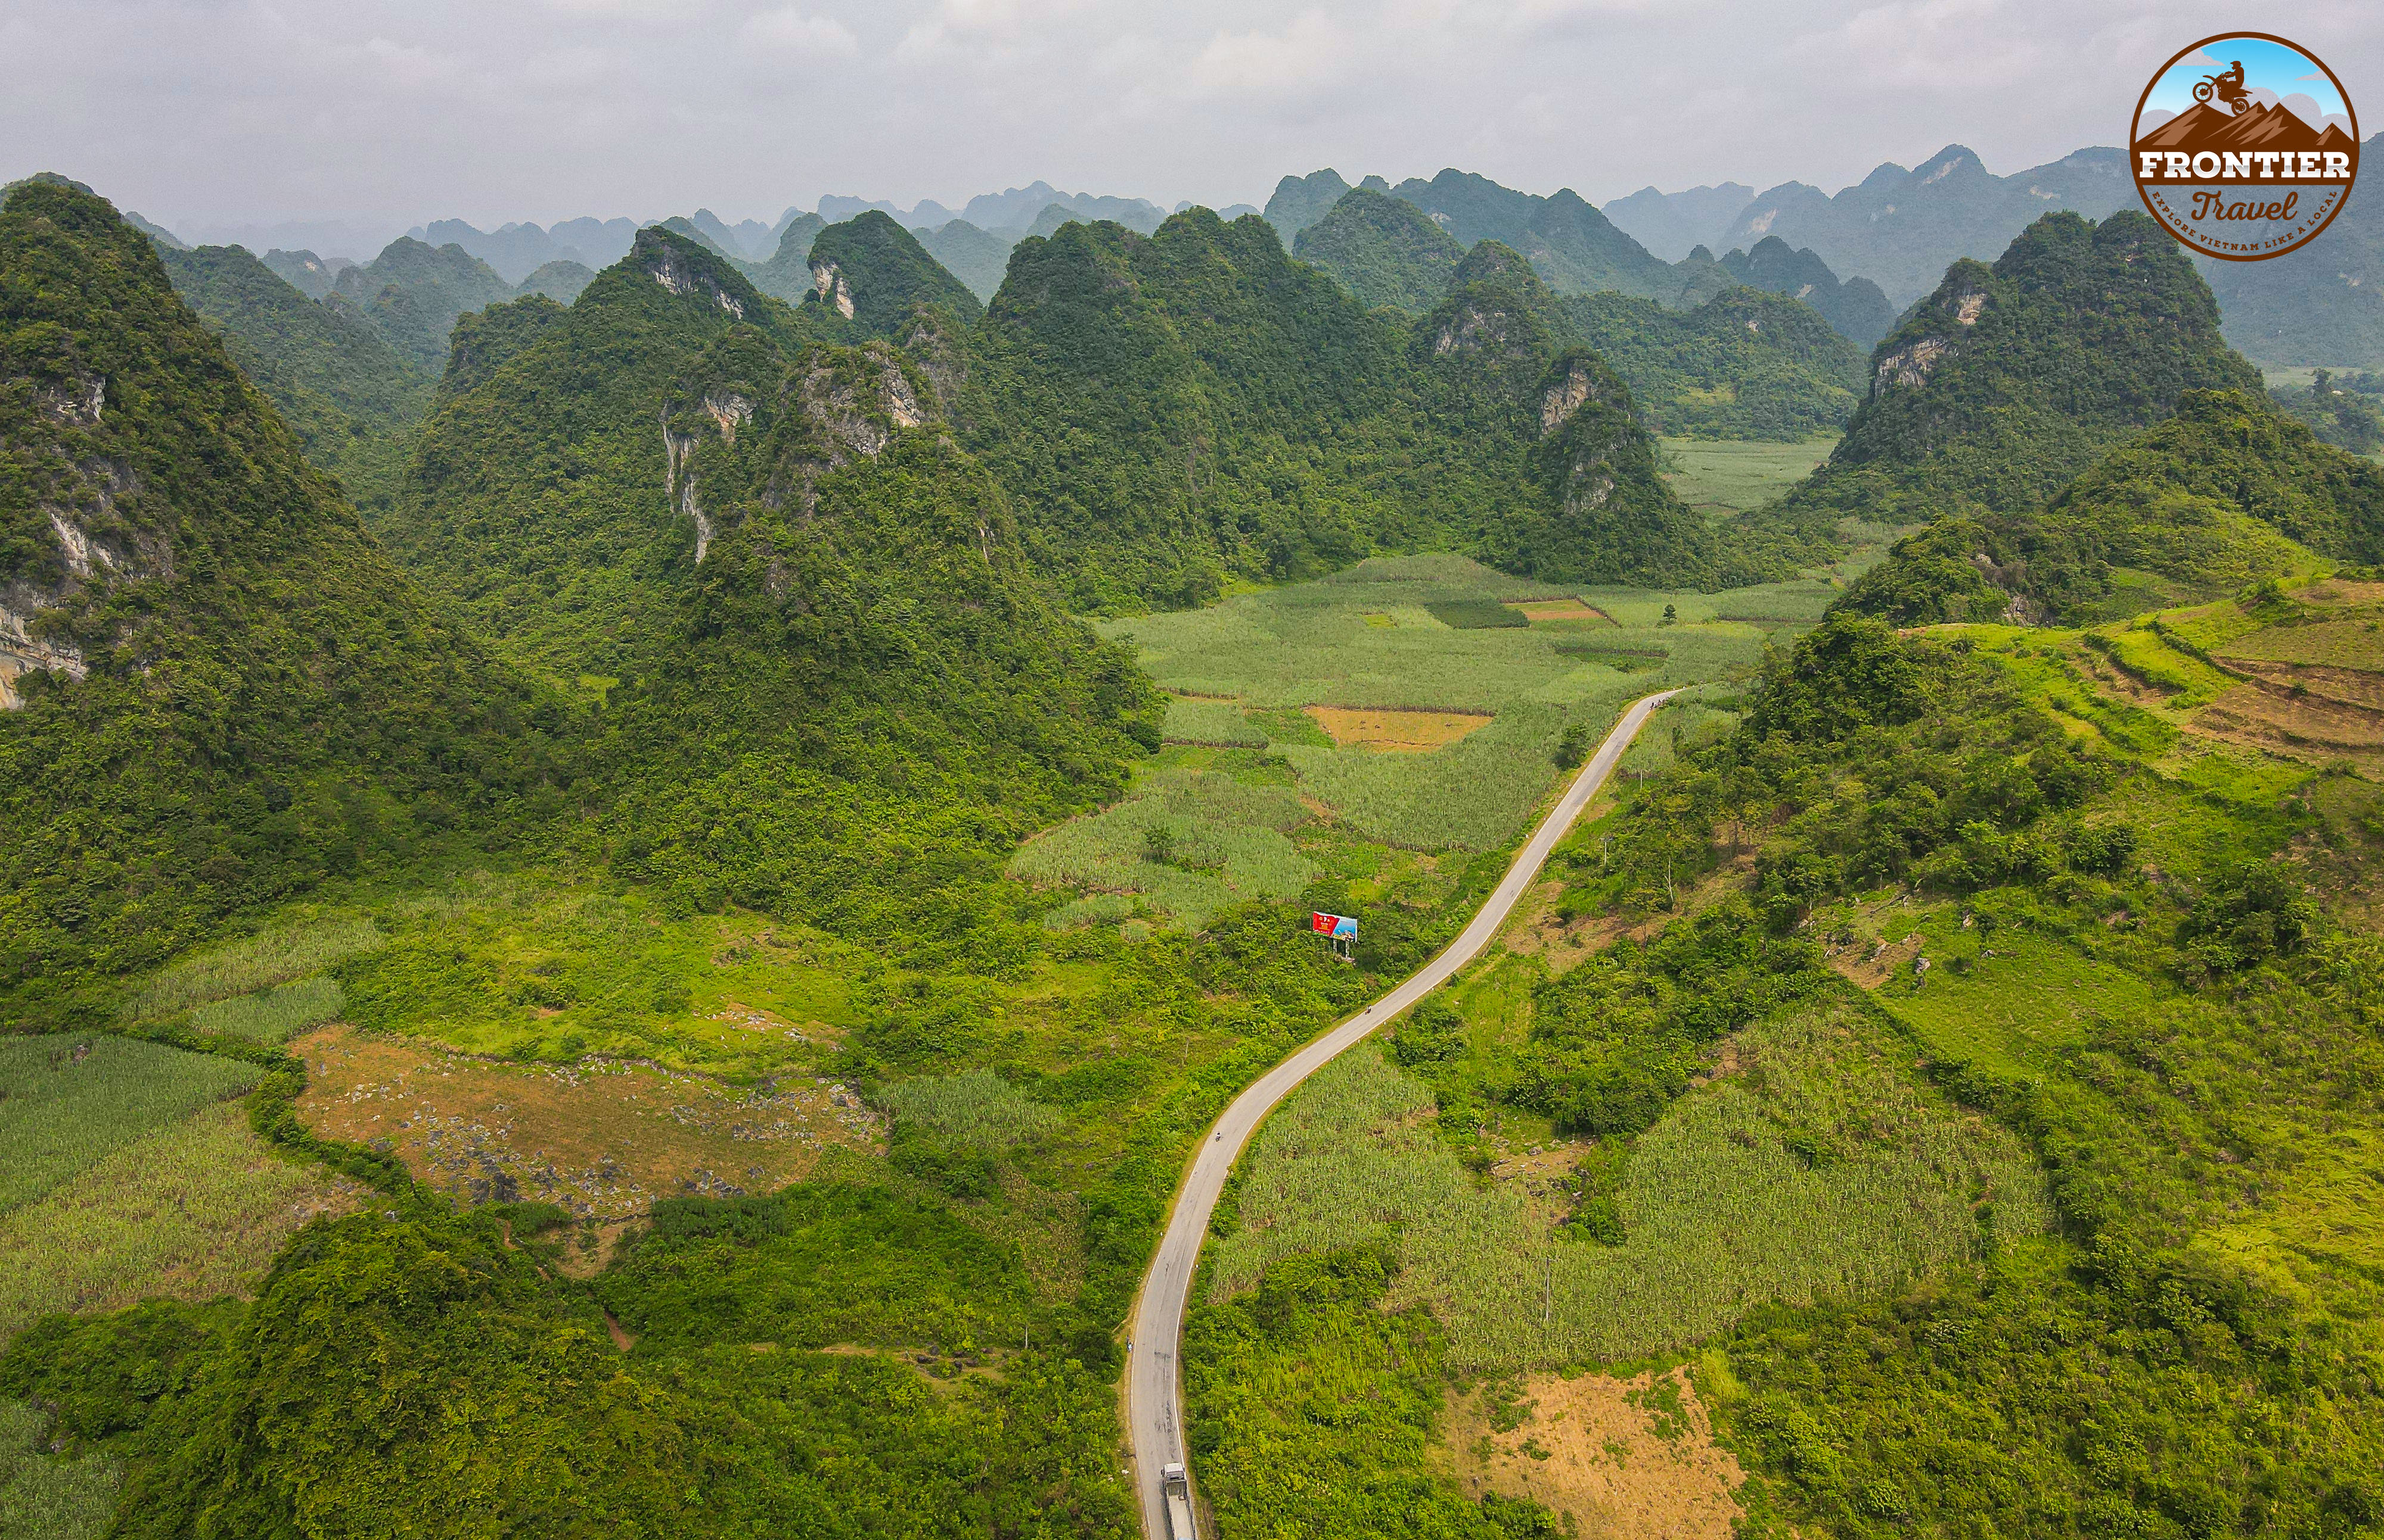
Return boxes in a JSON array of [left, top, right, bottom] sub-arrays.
[[1446, 1367, 1746, 1540], [294, 1025, 881, 1219], [1304, 704, 1494, 752], [1829, 929, 1924, 989], [2225, 660, 2384, 712], [2189, 682, 2384, 772]]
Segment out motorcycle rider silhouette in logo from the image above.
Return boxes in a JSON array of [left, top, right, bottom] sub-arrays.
[[2193, 60, 2250, 113]]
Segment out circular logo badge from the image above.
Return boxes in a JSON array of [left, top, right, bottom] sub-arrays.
[[2130, 32, 2359, 262]]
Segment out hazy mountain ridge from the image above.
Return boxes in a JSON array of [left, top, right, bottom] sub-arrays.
[[1719, 144, 2134, 306]]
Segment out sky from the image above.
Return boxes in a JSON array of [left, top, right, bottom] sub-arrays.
[[5, 0, 2378, 250], [2141, 34, 2352, 123]]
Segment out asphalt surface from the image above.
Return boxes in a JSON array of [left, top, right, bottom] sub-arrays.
[[1125, 688, 1681, 1539]]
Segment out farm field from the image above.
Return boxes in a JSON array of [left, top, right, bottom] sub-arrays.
[[1659, 436, 1839, 515], [1057, 554, 1797, 925], [0, 1036, 355, 1342]]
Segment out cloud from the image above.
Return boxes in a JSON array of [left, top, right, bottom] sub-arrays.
[[741, 7, 858, 54], [2278, 91, 2329, 131], [2177, 48, 2222, 69], [895, 0, 1092, 60], [2296, 70, 2324, 80], [538, 0, 702, 18], [1179, 11, 1352, 103]]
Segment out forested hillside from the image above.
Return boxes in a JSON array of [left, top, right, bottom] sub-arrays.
[[327, 236, 519, 371], [964, 210, 1775, 606], [1839, 389, 2384, 624], [1783, 210, 2262, 530], [1559, 285, 1862, 439], [1291, 187, 1463, 312], [386, 226, 806, 678], [800, 210, 983, 337], [0, 180, 564, 1023], [156, 242, 432, 516]]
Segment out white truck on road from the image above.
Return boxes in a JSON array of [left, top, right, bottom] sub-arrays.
[[1161, 1463, 1196, 1540]]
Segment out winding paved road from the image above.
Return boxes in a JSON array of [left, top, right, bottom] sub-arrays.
[[1125, 689, 1681, 1539]]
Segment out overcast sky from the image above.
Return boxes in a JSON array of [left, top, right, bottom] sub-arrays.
[[6, 0, 2377, 246]]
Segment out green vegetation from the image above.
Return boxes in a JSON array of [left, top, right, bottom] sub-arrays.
[[909, 219, 1015, 305], [800, 210, 982, 337], [0, 1036, 262, 1213], [1788, 212, 2264, 531], [1184, 1247, 1560, 1539], [1700, 235, 1897, 350], [386, 226, 804, 676], [967, 212, 1802, 607], [1011, 757, 1316, 930], [1209, 994, 2040, 1371], [1, 1100, 350, 1339], [0, 1399, 116, 1540], [879, 1070, 1063, 1150], [1385, 170, 1680, 301], [1095, 555, 1787, 857], [327, 235, 517, 372], [0, 182, 566, 1023], [1660, 436, 1838, 514], [157, 242, 432, 516], [1561, 287, 1862, 440], [1292, 187, 1464, 313], [187, 976, 344, 1042], [1184, 596, 2384, 1538], [2273, 369, 2384, 455], [115, 909, 382, 1022], [746, 212, 827, 303], [1838, 390, 2380, 624]]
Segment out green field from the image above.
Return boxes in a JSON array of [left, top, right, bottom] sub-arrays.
[[0, 1101, 355, 1340], [1660, 435, 1839, 514], [1070, 554, 1798, 920], [0, 1038, 263, 1215], [1211, 1001, 2043, 1370], [0, 1399, 116, 1540]]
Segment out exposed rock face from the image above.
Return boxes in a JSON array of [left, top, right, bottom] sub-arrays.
[[1871, 282, 1985, 392], [810, 262, 857, 320], [664, 340, 936, 570], [640, 229, 748, 318], [1, 441, 166, 707], [1539, 355, 1610, 434]]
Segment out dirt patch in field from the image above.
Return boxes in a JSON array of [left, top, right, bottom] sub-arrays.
[[1304, 705, 1493, 752], [2225, 660, 2384, 712], [2189, 682, 2384, 772], [1829, 929, 1925, 988], [2291, 579, 2384, 608], [294, 1025, 881, 1220], [1446, 1367, 1745, 1540], [1507, 600, 1613, 624]]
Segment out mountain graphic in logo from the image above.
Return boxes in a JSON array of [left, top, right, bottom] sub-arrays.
[[2130, 32, 2359, 262], [2135, 100, 2351, 157]]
